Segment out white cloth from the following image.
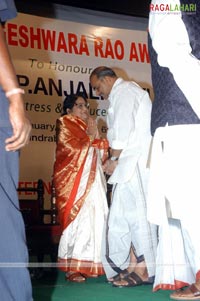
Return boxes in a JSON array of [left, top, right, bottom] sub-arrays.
[[107, 78, 152, 183], [148, 0, 200, 290], [154, 218, 196, 291], [148, 124, 200, 289], [102, 165, 157, 279], [149, 0, 200, 118], [148, 125, 200, 226], [103, 78, 157, 279], [58, 147, 108, 269]]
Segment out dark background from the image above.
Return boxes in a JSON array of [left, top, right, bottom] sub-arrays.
[[15, 0, 151, 18]]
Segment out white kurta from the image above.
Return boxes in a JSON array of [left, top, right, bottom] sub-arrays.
[[102, 78, 158, 279]]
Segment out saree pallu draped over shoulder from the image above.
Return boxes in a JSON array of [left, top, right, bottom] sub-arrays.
[[53, 115, 108, 231], [53, 115, 90, 230]]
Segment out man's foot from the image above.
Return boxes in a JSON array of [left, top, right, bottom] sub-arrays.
[[113, 271, 153, 288], [107, 269, 130, 283]]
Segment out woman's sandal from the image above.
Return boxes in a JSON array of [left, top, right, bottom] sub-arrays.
[[66, 272, 86, 283], [170, 284, 200, 300], [90, 274, 98, 278], [112, 271, 153, 288]]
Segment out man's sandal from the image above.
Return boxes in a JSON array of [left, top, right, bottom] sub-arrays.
[[112, 271, 153, 288], [107, 269, 130, 283], [170, 284, 200, 300]]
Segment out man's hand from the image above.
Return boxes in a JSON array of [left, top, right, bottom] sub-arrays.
[[5, 97, 32, 151], [103, 159, 118, 175]]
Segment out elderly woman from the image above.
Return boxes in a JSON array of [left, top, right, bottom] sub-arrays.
[[53, 93, 108, 282]]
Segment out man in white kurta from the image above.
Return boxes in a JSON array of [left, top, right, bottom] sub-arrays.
[[90, 67, 157, 285]]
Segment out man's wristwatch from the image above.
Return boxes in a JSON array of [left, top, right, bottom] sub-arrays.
[[110, 156, 119, 161]]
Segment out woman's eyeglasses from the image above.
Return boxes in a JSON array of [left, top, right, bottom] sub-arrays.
[[74, 102, 89, 109]]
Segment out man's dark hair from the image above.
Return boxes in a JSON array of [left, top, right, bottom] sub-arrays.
[[90, 66, 117, 80]]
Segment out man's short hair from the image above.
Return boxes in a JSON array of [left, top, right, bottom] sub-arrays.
[[90, 66, 117, 80]]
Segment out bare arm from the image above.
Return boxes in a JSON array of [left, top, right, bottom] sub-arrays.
[[0, 24, 31, 151]]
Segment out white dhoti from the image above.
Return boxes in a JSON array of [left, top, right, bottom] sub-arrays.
[[102, 163, 157, 279], [148, 124, 200, 290]]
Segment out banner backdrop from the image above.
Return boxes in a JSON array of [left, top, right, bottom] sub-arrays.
[[5, 12, 152, 208]]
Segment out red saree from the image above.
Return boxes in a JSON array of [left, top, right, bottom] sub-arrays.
[[53, 114, 108, 231]]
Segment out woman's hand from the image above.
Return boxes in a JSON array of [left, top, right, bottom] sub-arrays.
[[87, 117, 98, 140]]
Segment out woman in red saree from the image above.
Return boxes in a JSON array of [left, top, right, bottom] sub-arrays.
[[53, 93, 109, 282]]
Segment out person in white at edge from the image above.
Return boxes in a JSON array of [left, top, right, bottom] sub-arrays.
[[148, 0, 200, 299], [90, 66, 157, 288]]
